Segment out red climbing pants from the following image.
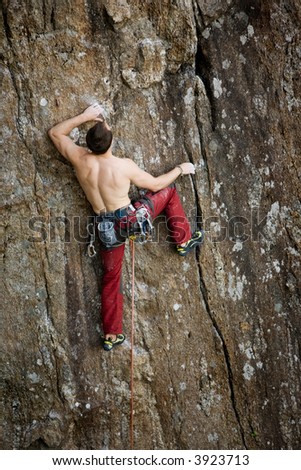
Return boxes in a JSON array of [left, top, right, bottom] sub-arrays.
[[99, 185, 192, 335]]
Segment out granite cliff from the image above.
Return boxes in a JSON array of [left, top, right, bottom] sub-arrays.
[[2, 0, 300, 449]]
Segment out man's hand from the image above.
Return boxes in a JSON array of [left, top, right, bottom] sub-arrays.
[[178, 162, 195, 175], [81, 103, 105, 122]]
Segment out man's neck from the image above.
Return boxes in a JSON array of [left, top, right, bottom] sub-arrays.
[[90, 149, 113, 159]]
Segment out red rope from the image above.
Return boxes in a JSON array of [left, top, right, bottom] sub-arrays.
[[130, 239, 135, 450]]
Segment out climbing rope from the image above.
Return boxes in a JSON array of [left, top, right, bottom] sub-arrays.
[[130, 239, 135, 450]]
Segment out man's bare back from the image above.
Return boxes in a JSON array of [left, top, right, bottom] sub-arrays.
[[74, 153, 132, 214]]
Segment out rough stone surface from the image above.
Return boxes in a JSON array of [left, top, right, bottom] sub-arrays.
[[1, 0, 300, 450]]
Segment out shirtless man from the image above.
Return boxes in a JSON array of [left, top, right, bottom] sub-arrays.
[[48, 103, 203, 350]]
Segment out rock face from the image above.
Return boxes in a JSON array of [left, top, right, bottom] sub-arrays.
[[1, 0, 300, 450]]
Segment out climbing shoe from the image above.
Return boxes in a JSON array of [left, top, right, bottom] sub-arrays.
[[102, 334, 125, 351], [176, 230, 204, 256]]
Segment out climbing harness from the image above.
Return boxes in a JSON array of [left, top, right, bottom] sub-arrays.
[[130, 239, 135, 449], [87, 203, 154, 256]]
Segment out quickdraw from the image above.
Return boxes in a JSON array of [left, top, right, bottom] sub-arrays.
[[129, 206, 154, 244]]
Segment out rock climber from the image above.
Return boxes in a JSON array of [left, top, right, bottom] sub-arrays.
[[48, 103, 204, 351]]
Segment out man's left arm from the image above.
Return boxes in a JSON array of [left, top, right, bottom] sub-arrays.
[[48, 103, 104, 165]]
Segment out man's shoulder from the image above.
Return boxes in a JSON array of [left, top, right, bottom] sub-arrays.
[[120, 157, 135, 167], [110, 155, 133, 167], [72, 149, 95, 169], [77, 149, 90, 159]]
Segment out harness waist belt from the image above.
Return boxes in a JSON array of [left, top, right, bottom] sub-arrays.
[[96, 204, 135, 221]]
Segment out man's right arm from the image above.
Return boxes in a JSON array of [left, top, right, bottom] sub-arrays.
[[126, 160, 195, 192], [48, 103, 104, 165]]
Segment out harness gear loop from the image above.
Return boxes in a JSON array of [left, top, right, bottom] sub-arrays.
[[130, 239, 135, 449]]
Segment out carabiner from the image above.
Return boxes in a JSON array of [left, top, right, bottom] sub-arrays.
[[87, 242, 97, 258]]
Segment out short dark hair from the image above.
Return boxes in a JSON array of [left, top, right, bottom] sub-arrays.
[[86, 122, 113, 155]]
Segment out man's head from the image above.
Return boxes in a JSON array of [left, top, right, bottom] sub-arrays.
[[86, 121, 113, 155]]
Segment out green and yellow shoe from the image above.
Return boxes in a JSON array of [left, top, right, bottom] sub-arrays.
[[102, 334, 125, 351], [176, 230, 204, 256]]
